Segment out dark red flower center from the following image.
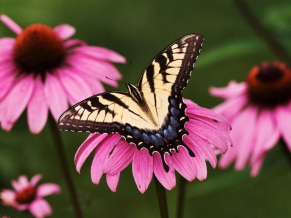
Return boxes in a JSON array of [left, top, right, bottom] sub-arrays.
[[15, 186, 36, 204], [13, 24, 66, 75], [247, 62, 291, 107]]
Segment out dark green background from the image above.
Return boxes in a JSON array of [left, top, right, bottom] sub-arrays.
[[1, 0, 291, 217]]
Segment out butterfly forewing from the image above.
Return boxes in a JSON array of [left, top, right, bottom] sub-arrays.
[[138, 34, 204, 96]]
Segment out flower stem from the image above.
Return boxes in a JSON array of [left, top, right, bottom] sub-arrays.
[[176, 175, 187, 218], [48, 114, 83, 218], [154, 176, 169, 218], [233, 0, 291, 64]]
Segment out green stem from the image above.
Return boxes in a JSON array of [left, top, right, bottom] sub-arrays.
[[48, 114, 83, 218], [233, 0, 291, 64], [154, 176, 169, 218], [176, 176, 187, 218]]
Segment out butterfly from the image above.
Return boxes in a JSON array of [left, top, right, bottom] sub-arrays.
[[58, 34, 204, 172]]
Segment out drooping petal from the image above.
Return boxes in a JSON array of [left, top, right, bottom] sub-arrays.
[[54, 24, 75, 40], [251, 110, 280, 164], [75, 134, 107, 173], [44, 73, 68, 122], [132, 148, 154, 194], [0, 75, 34, 131], [0, 70, 15, 100], [185, 130, 217, 168], [153, 153, 176, 190], [104, 140, 135, 175], [0, 14, 22, 34], [29, 199, 52, 218], [171, 146, 197, 181], [90, 134, 120, 184], [57, 68, 93, 105], [250, 155, 264, 177], [276, 104, 291, 151], [72, 46, 126, 63], [186, 119, 228, 153], [209, 81, 247, 99], [36, 183, 61, 197], [106, 173, 120, 192], [184, 135, 207, 180], [211, 94, 247, 123], [27, 76, 48, 134]]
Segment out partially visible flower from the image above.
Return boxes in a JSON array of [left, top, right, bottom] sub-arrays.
[[0, 174, 61, 218], [210, 61, 291, 176], [0, 14, 125, 133], [74, 99, 231, 193]]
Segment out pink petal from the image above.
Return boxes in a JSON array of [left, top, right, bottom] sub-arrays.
[[153, 153, 176, 190], [27, 76, 48, 134], [185, 100, 230, 126], [37, 183, 61, 197], [250, 154, 264, 177], [30, 174, 42, 186], [276, 104, 291, 151], [104, 140, 135, 174], [211, 94, 247, 123], [67, 55, 122, 87], [185, 131, 217, 168], [54, 24, 75, 40], [186, 120, 228, 153], [0, 14, 22, 34], [0, 71, 15, 100], [171, 146, 197, 181], [132, 148, 154, 194], [70, 68, 105, 95], [12, 175, 29, 191], [75, 134, 107, 173], [106, 173, 120, 192], [251, 110, 280, 164], [0, 190, 16, 206], [90, 134, 120, 184], [44, 73, 68, 122], [63, 39, 86, 48], [57, 68, 93, 105], [0, 75, 34, 131], [184, 136, 207, 180], [73, 46, 126, 63], [209, 81, 247, 99], [29, 199, 52, 218], [0, 37, 15, 51]]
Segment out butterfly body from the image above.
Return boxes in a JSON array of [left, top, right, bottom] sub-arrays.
[[58, 34, 204, 171]]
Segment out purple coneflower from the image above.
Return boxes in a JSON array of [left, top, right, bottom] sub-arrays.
[[210, 61, 291, 176], [0, 174, 60, 218], [75, 98, 231, 193], [0, 14, 125, 133]]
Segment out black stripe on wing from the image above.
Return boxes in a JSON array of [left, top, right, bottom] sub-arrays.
[[138, 33, 204, 95], [58, 91, 130, 133]]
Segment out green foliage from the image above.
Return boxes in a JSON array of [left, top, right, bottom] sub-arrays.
[[1, 0, 291, 217]]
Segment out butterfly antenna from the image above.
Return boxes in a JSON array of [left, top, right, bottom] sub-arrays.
[[105, 76, 126, 85], [129, 60, 132, 83]]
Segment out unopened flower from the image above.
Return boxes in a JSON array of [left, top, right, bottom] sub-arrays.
[[210, 61, 291, 176], [74, 99, 231, 193], [0, 174, 60, 218], [0, 14, 125, 133]]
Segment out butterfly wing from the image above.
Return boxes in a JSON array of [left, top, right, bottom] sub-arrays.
[[58, 91, 160, 133], [137, 33, 204, 96]]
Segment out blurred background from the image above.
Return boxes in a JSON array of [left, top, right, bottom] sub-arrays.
[[1, 0, 291, 217]]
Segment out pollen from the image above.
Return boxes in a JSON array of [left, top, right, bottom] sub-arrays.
[[15, 186, 36, 204], [247, 62, 291, 107], [13, 24, 66, 74]]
